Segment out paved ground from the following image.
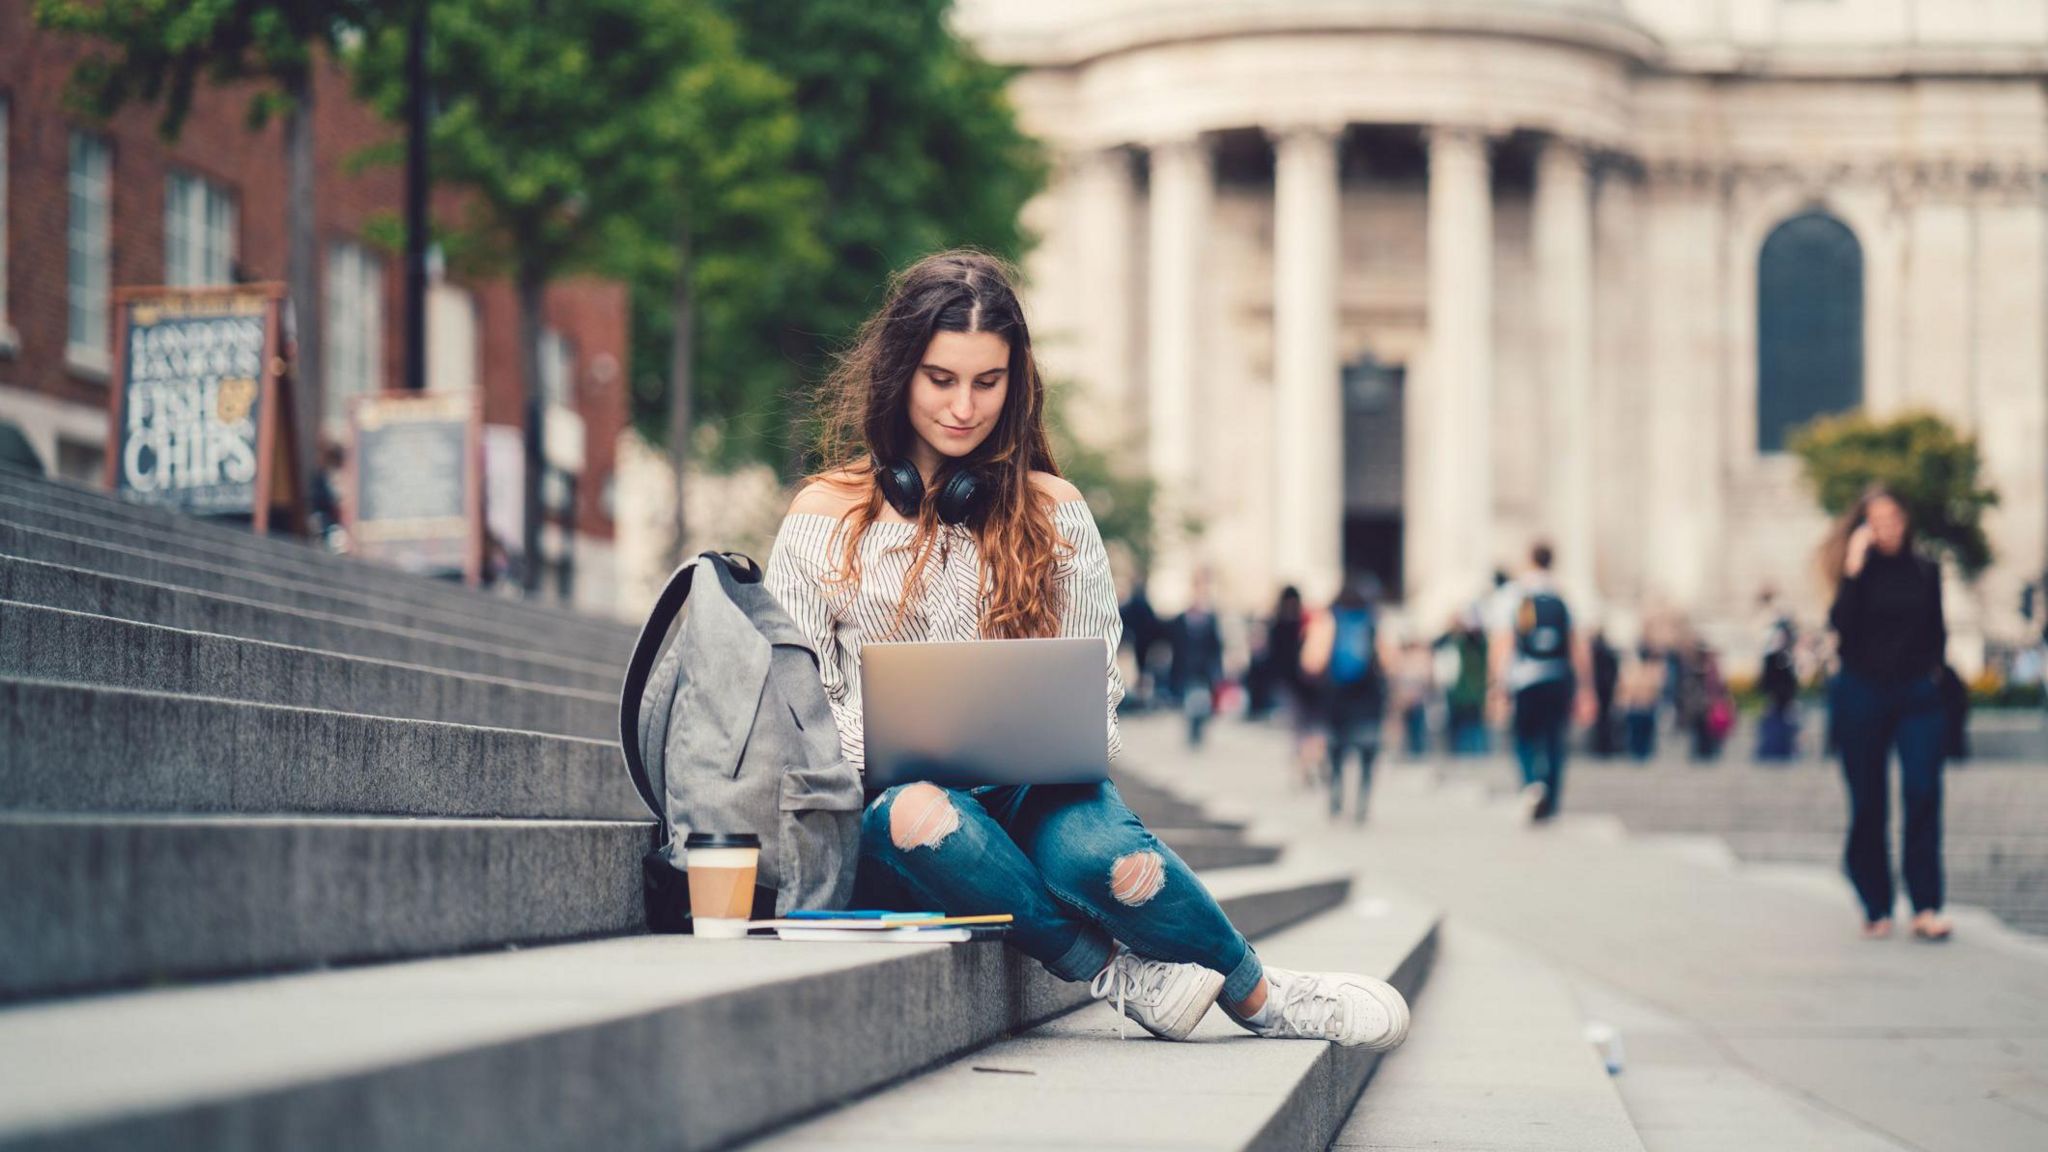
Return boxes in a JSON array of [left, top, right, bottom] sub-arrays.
[[1434, 738, 2048, 935], [1119, 715, 2048, 1152]]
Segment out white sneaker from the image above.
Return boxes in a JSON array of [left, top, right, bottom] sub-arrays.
[[1241, 966, 1410, 1050], [1088, 945, 1225, 1041]]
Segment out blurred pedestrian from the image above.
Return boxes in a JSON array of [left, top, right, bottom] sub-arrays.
[[1120, 581, 1165, 711], [309, 436, 351, 552], [1618, 644, 1666, 761], [1757, 605, 1802, 761], [1590, 627, 1621, 757], [1390, 636, 1435, 759], [1262, 586, 1323, 787], [1678, 640, 1732, 762], [1490, 542, 1595, 822], [1172, 573, 1226, 748], [1303, 576, 1389, 823], [1440, 612, 1492, 755], [1823, 486, 1952, 941]]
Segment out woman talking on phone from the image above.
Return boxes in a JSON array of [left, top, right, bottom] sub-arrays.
[[1824, 486, 1953, 941], [763, 250, 1409, 1048]]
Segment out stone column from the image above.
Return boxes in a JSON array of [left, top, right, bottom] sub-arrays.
[[1425, 126, 1496, 613], [1270, 122, 1346, 602], [1642, 162, 1725, 611], [1534, 137, 1596, 607], [1972, 173, 2047, 640], [1593, 164, 1645, 604], [1070, 147, 1140, 447], [1145, 135, 1213, 613]]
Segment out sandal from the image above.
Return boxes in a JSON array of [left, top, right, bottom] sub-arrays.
[[1861, 918, 1893, 940], [1910, 911, 1953, 941]]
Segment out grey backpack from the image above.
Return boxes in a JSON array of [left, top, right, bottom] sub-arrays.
[[620, 551, 864, 930]]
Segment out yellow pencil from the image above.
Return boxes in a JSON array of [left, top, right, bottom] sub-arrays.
[[877, 914, 1014, 928]]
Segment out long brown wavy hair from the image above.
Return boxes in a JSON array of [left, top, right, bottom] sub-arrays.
[[1818, 483, 1913, 595], [804, 249, 1069, 639]]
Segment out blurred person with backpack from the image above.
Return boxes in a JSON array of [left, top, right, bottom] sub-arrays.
[[1489, 543, 1594, 822], [1303, 576, 1391, 822], [1680, 642, 1734, 761], [1440, 611, 1492, 754], [1757, 605, 1802, 761]]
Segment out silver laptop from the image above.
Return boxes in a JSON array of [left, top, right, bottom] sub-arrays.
[[861, 638, 1111, 789]]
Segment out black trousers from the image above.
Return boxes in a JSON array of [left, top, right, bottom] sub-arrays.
[[1831, 668, 1947, 921]]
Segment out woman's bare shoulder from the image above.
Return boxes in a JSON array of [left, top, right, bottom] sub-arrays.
[[1029, 471, 1085, 504], [788, 471, 866, 518]]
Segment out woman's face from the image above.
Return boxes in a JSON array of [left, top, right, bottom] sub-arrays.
[[906, 329, 1010, 467], [1865, 495, 1908, 554]]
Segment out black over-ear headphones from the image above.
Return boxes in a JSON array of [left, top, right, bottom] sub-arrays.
[[872, 454, 996, 527]]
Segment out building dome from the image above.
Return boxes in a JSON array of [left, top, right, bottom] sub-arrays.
[[957, 0, 1654, 66]]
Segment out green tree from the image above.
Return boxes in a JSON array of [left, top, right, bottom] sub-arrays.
[[352, 0, 811, 587], [1790, 410, 2001, 578], [35, 0, 382, 510], [1044, 384, 1156, 573], [627, 47, 821, 561], [709, 0, 1048, 475]]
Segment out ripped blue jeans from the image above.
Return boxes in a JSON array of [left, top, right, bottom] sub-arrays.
[[858, 780, 1265, 1006]]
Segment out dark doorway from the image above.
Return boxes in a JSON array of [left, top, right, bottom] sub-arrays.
[[1342, 354, 1405, 599]]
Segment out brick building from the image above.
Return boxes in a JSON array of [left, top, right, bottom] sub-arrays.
[[0, 0, 631, 610]]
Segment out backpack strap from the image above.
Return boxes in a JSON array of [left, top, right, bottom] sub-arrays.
[[618, 551, 763, 824]]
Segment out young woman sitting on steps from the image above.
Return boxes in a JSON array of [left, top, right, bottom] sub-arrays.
[[763, 249, 1411, 1047]]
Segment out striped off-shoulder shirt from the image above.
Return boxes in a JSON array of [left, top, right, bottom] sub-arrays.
[[763, 497, 1126, 776]]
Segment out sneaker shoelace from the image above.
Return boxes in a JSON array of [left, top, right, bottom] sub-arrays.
[[1274, 972, 1347, 1040], [1090, 950, 1171, 1040]]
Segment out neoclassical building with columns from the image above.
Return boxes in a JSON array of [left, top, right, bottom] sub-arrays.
[[957, 0, 2048, 653]]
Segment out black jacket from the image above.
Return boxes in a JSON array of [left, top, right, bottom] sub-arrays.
[[1830, 549, 1945, 684]]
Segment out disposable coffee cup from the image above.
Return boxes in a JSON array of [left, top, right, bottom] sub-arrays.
[[684, 831, 761, 939]]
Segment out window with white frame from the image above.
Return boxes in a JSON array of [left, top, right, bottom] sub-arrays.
[[67, 131, 113, 370], [165, 171, 237, 287], [1, 95, 14, 348], [324, 241, 385, 428]]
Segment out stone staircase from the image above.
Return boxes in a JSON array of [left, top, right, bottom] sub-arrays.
[[0, 469, 1459, 1151]]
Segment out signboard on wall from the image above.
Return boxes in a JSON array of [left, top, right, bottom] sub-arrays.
[[347, 390, 483, 584], [105, 284, 302, 533]]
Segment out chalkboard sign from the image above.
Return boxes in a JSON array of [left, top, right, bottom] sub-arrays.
[[105, 284, 300, 533], [347, 390, 483, 583]]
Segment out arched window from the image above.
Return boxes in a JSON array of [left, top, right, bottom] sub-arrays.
[[1757, 210, 1863, 452]]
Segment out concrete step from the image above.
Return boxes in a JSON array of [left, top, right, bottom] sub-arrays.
[[1331, 922, 1644, 1151], [1114, 778, 1246, 831], [0, 677, 639, 820], [0, 487, 636, 656], [747, 887, 1439, 1152], [0, 472, 632, 645], [0, 863, 1347, 1152], [1144, 825, 1285, 871], [0, 600, 615, 740], [0, 555, 620, 693], [0, 813, 651, 1002], [0, 520, 635, 661]]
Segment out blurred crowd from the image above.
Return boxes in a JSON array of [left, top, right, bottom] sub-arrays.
[[1116, 573, 1988, 782]]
